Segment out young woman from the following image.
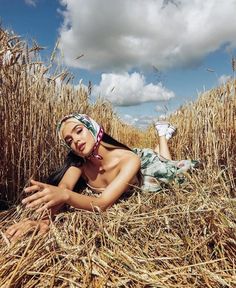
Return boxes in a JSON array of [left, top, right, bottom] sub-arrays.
[[5, 113, 197, 242]]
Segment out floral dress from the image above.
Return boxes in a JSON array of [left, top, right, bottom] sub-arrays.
[[132, 148, 199, 192]]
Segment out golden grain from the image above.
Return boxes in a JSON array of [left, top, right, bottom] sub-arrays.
[[0, 28, 236, 287]]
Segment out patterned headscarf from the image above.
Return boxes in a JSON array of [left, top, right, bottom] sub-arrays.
[[57, 113, 104, 160]]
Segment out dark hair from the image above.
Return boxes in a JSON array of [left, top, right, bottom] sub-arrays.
[[46, 133, 141, 191], [101, 133, 132, 150]]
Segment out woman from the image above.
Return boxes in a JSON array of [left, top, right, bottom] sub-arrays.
[[5, 113, 197, 242]]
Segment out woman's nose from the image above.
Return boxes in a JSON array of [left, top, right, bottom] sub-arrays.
[[73, 134, 81, 143]]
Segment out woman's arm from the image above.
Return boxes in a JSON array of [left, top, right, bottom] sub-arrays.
[[66, 154, 141, 211], [51, 166, 84, 213], [22, 166, 82, 212], [5, 218, 50, 243], [58, 166, 83, 190], [23, 154, 141, 212], [4, 166, 83, 242]]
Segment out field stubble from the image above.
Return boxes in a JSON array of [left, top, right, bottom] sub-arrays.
[[0, 28, 236, 287]]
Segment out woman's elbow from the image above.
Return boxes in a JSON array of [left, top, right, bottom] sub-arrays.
[[95, 198, 113, 212]]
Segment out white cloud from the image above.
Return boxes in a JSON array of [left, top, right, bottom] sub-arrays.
[[218, 74, 232, 85], [25, 0, 37, 7], [58, 0, 236, 72], [122, 114, 139, 126], [121, 114, 156, 129], [92, 72, 175, 106], [155, 105, 165, 112]]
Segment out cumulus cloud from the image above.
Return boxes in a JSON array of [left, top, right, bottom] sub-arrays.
[[58, 0, 236, 72], [122, 114, 156, 129], [122, 114, 139, 126], [218, 74, 232, 85], [92, 72, 175, 106], [24, 0, 37, 7], [155, 105, 166, 112]]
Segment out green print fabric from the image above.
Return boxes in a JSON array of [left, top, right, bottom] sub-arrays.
[[132, 148, 198, 192]]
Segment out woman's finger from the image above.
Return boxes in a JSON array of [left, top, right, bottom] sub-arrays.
[[24, 184, 41, 193], [6, 223, 18, 234], [25, 196, 48, 208], [5, 227, 16, 237], [5, 220, 49, 243], [11, 230, 24, 243], [36, 200, 54, 213], [30, 179, 48, 189], [22, 191, 46, 204], [38, 222, 49, 235], [6, 222, 24, 236], [5, 218, 30, 236], [10, 223, 35, 243]]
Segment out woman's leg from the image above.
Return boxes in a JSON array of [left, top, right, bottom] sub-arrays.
[[154, 122, 177, 160], [154, 136, 172, 160]]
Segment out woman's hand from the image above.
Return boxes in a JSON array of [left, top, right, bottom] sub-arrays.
[[22, 179, 70, 213], [5, 218, 49, 243]]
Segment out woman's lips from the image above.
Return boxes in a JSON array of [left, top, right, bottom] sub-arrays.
[[78, 143, 85, 152]]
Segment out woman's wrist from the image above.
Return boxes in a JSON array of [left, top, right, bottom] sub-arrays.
[[63, 188, 71, 203]]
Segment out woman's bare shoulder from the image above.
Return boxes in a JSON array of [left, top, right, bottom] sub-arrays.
[[68, 165, 85, 182], [110, 147, 137, 158], [59, 165, 83, 189], [113, 149, 140, 166], [66, 165, 83, 174]]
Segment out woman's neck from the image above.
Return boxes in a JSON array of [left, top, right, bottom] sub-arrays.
[[86, 143, 110, 167]]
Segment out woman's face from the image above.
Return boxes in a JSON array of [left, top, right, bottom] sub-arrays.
[[60, 119, 95, 157]]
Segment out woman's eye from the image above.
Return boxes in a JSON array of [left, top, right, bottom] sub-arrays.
[[76, 128, 82, 134], [66, 139, 72, 146]]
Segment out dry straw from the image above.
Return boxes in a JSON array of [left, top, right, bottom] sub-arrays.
[[0, 28, 236, 287]]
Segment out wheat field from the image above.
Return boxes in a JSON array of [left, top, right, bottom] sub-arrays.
[[0, 28, 236, 287]]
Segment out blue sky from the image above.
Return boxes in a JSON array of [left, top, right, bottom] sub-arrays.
[[1, 0, 235, 128]]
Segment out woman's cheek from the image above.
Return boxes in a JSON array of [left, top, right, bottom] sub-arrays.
[[71, 143, 77, 151]]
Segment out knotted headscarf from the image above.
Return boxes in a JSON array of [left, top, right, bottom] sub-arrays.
[[57, 113, 104, 160]]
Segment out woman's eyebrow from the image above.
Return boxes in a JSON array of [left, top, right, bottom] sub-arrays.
[[64, 124, 83, 140]]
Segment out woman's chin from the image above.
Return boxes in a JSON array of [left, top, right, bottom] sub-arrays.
[[74, 149, 92, 158]]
